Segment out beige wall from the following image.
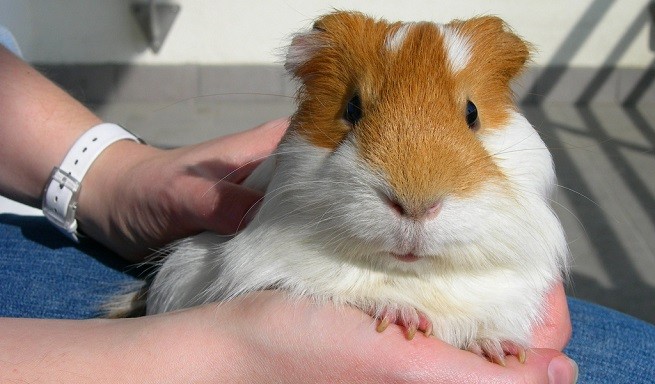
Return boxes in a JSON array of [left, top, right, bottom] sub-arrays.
[[0, 0, 653, 67]]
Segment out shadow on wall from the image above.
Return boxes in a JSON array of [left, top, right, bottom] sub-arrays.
[[523, 104, 655, 324], [520, 0, 655, 324]]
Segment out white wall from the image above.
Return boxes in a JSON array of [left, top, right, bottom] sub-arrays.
[[0, 0, 653, 67]]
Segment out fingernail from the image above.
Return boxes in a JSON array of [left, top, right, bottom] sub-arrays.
[[548, 356, 579, 384]]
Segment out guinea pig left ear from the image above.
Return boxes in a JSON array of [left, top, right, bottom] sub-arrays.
[[454, 16, 532, 81]]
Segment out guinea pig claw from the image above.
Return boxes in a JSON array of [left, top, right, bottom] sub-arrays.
[[501, 341, 527, 364], [402, 310, 432, 340], [423, 321, 433, 338], [471, 340, 527, 366], [406, 324, 418, 340], [417, 312, 433, 338], [373, 307, 432, 340], [491, 353, 507, 367], [376, 316, 391, 333], [517, 347, 527, 364], [483, 343, 507, 367]]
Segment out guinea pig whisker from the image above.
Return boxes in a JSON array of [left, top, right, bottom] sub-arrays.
[[544, 197, 588, 246], [198, 146, 316, 200], [551, 184, 624, 227], [553, 184, 602, 210]]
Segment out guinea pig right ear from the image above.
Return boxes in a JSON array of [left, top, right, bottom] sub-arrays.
[[284, 11, 369, 78], [284, 17, 329, 77]]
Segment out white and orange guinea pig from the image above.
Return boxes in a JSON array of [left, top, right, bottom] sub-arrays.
[[146, 11, 569, 363]]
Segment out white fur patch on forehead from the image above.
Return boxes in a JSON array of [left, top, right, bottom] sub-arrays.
[[437, 24, 471, 72], [385, 22, 415, 52]]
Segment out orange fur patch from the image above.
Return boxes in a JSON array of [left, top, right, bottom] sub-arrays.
[[287, 12, 530, 209]]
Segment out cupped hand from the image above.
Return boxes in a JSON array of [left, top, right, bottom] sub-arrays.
[[76, 118, 288, 260], [145, 290, 577, 383], [5, 288, 576, 383]]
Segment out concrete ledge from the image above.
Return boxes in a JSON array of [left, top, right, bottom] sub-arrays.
[[36, 63, 655, 106]]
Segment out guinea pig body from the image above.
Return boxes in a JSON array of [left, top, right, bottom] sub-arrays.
[[146, 12, 568, 360]]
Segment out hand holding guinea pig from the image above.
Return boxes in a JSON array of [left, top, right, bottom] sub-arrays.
[[136, 11, 569, 365]]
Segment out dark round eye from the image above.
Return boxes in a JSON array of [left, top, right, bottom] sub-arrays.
[[343, 94, 363, 125], [466, 100, 478, 129]]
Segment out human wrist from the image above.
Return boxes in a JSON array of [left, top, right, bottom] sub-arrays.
[[138, 304, 247, 382], [74, 138, 161, 257], [41, 123, 142, 242]]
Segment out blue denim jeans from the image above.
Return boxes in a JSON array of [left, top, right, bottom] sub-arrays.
[[1, 214, 654, 382], [0, 214, 142, 318]]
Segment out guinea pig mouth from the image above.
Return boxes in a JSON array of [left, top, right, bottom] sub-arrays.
[[391, 252, 421, 262]]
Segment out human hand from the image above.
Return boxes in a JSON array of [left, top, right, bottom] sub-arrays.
[[76, 118, 288, 260], [531, 282, 572, 351], [136, 290, 576, 383], [1, 290, 576, 383], [1, 287, 576, 383]]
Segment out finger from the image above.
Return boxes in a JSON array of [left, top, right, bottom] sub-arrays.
[[504, 349, 578, 384], [179, 118, 288, 183], [214, 117, 289, 167], [238, 117, 289, 156], [531, 282, 572, 350], [442, 348, 578, 384], [192, 181, 264, 235], [366, 331, 578, 384]]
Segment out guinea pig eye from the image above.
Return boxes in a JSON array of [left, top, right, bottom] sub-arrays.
[[465, 100, 479, 130], [343, 94, 363, 125]]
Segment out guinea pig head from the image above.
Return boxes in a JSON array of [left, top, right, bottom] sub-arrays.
[[285, 12, 531, 220]]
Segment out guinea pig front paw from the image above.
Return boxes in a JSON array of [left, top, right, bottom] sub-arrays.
[[467, 338, 527, 367], [373, 305, 433, 340]]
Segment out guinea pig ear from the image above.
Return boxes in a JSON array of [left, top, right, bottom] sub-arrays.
[[284, 11, 368, 78], [285, 24, 326, 76], [451, 16, 532, 82]]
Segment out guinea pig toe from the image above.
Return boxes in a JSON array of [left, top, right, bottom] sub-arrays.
[[468, 338, 506, 366], [374, 306, 432, 340], [501, 340, 527, 364], [468, 339, 527, 366]]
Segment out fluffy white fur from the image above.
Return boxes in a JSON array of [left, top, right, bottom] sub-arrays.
[[147, 112, 567, 352], [146, 16, 568, 354]]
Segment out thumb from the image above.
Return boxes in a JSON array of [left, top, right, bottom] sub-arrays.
[[544, 353, 579, 384], [505, 348, 578, 384]]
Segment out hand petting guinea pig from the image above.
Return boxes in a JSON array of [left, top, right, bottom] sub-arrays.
[[132, 11, 569, 365]]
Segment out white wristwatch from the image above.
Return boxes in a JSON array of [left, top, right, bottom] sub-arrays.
[[42, 123, 142, 242]]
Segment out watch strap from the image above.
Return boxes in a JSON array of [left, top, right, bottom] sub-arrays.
[[42, 123, 141, 242]]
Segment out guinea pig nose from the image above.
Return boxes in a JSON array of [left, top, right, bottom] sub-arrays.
[[424, 200, 443, 220], [386, 197, 442, 221], [388, 198, 407, 216]]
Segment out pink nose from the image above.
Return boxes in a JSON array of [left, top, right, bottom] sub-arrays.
[[387, 198, 442, 221]]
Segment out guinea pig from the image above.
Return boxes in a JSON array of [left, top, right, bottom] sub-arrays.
[[144, 11, 568, 364]]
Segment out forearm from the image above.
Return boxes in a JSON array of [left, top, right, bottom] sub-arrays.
[[0, 317, 140, 382], [0, 45, 101, 207], [0, 307, 236, 382], [0, 45, 162, 260]]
